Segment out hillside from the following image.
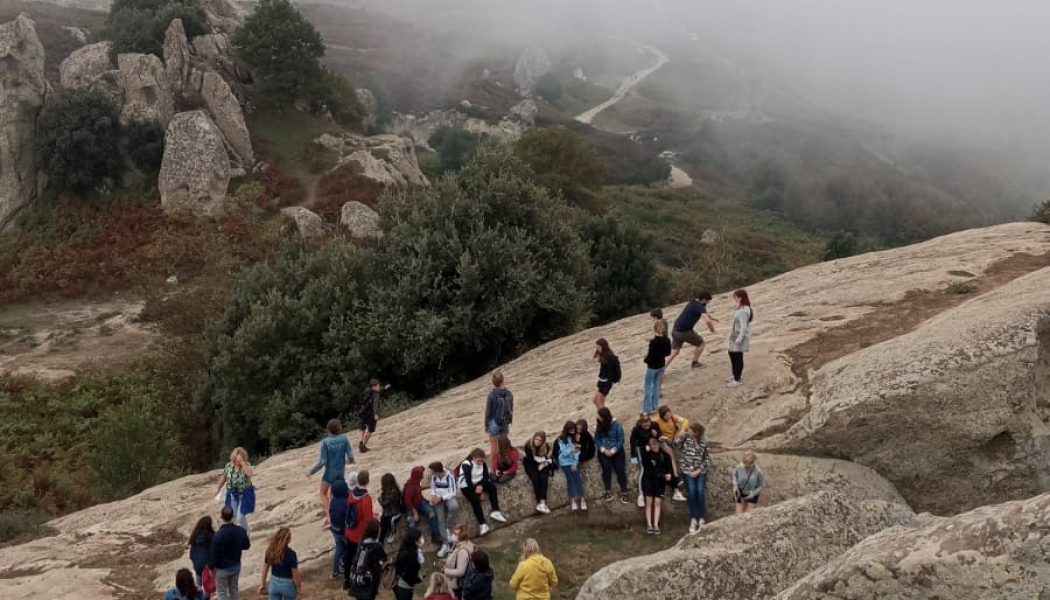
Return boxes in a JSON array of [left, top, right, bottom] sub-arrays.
[[1, 221, 1048, 599]]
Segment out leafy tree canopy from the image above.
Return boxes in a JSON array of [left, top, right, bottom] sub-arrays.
[[515, 127, 606, 211], [36, 90, 123, 195]]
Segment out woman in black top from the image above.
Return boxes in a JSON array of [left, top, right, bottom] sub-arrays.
[[574, 419, 596, 463], [393, 528, 423, 600], [187, 516, 213, 589], [348, 519, 387, 600], [643, 321, 672, 414], [378, 473, 404, 545], [461, 549, 494, 600], [522, 432, 554, 514], [593, 338, 621, 409], [640, 436, 673, 536]]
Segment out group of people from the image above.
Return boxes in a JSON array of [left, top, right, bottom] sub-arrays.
[[166, 289, 759, 600]]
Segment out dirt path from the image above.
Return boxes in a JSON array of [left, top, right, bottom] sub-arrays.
[[574, 39, 669, 125]]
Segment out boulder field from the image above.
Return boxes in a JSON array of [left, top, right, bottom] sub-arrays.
[[1, 222, 1049, 599]]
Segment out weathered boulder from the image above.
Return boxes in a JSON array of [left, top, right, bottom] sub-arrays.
[[763, 267, 1050, 515], [340, 201, 380, 240], [0, 14, 47, 229], [317, 133, 429, 188], [356, 88, 377, 130], [579, 491, 915, 600], [117, 52, 174, 127], [162, 19, 191, 101], [58, 41, 121, 106], [510, 98, 538, 124], [388, 109, 526, 149], [280, 206, 324, 238], [158, 111, 229, 216], [514, 46, 551, 97], [776, 493, 1050, 600], [197, 0, 245, 33], [191, 33, 251, 88], [200, 70, 253, 166]]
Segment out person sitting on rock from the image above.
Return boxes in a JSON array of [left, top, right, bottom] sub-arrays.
[[640, 436, 673, 535], [556, 421, 587, 511], [457, 449, 508, 536], [492, 435, 520, 484], [654, 405, 688, 502], [574, 419, 596, 463], [403, 466, 441, 550], [523, 432, 554, 515], [733, 450, 765, 514], [595, 407, 629, 504]]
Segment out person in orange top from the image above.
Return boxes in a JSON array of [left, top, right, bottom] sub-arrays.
[[342, 471, 374, 591], [653, 406, 688, 502]]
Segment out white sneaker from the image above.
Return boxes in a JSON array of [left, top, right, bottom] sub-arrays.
[[697, 518, 705, 526], [490, 511, 507, 523], [725, 376, 735, 383], [479, 523, 491, 536], [437, 544, 450, 558], [636, 494, 645, 508], [580, 498, 588, 511], [727, 380, 742, 388], [571, 500, 579, 511], [672, 489, 687, 502], [688, 519, 698, 534], [536, 503, 550, 514]]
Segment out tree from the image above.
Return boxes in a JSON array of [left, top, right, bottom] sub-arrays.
[[515, 127, 606, 211], [1031, 199, 1050, 225], [428, 127, 479, 174], [534, 72, 563, 102], [104, 0, 207, 57], [233, 0, 325, 105], [823, 231, 858, 261], [580, 215, 668, 324], [36, 91, 123, 194], [123, 120, 166, 173]]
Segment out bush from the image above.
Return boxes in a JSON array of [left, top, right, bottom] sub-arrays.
[[307, 68, 366, 128], [88, 400, 179, 497], [428, 127, 480, 174], [234, 0, 325, 106], [580, 215, 669, 324], [823, 231, 858, 261], [104, 0, 207, 56], [534, 72, 563, 102], [515, 127, 605, 211], [946, 280, 976, 295], [36, 90, 123, 194], [1031, 200, 1050, 224], [124, 120, 166, 173]]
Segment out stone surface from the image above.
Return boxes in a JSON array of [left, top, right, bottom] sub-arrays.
[[514, 46, 551, 97], [510, 98, 538, 124], [162, 19, 191, 101], [58, 41, 121, 106], [356, 88, 377, 130], [317, 133, 429, 188], [200, 70, 253, 166], [388, 109, 526, 149], [0, 14, 47, 229], [158, 110, 229, 216], [280, 206, 324, 238], [191, 33, 250, 89], [700, 227, 720, 245], [117, 52, 174, 127], [339, 200, 381, 240], [776, 493, 1050, 600], [579, 491, 915, 600]]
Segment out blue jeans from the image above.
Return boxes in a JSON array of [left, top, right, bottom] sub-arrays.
[[413, 501, 441, 543], [643, 367, 664, 413], [227, 493, 249, 535], [330, 530, 346, 576], [684, 472, 707, 520], [562, 465, 584, 498], [268, 575, 297, 600]]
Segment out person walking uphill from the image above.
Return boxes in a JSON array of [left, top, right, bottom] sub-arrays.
[[643, 320, 672, 414], [259, 527, 301, 600], [209, 506, 250, 600], [187, 516, 213, 593], [509, 538, 557, 600], [666, 291, 717, 369], [595, 407, 629, 504], [727, 288, 754, 388], [309, 418, 354, 529], [214, 447, 255, 534], [484, 371, 514, 459], [358, 379, 390, 453], [593, 338, 621, 409]]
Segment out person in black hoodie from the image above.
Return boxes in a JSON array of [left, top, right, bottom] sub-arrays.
[[378, 473, 404, 545], [522, 432, 554, 515], [393, 528, 424, 600], [574, 419, 596, 463], [188, 516, 213, 592], [460, 550, 494, 600], [643, 320, 672, 414], [630, 412, 661, 508], [457, 449, 508, 537], [593, 338, 621, 409], [640, 436, 673, 535], [327, 479, 350, 579], [347, 519, 387, 600]]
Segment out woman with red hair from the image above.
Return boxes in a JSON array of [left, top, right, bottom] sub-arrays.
[[727, 289, 753, 388]]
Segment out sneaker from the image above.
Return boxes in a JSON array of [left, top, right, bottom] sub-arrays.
[[437, 544, 450, 558], [580, 498, 588, 511], [697, 518, 706, 526], [490, 511, 507, 523], [672, 489, 687, 502], [636, 494, 645, 508], [688, 519, 698, 534], [646, 526, 654, 535], [691, 361, 706, 369], [620, 492, 630, 504], [725, 376, 735, 383], [536, 503, 550, 514], [654, 527, 662, 535], [571, 500, 579, 511], [601, 491, 612, 502], [479, 524, 491, 537], [727, 380, 742, 388]]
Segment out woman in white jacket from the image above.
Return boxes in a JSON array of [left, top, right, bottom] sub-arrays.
[[726, 289, 753, 388]]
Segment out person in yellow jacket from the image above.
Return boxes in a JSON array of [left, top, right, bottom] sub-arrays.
[[653, 405, 689, 502], [508, 538, 557, 600]]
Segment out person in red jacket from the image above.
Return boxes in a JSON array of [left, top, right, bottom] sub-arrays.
[[491, 435, 519, 484], [403, 466, 441, 547], [343, 470, 374, 591]]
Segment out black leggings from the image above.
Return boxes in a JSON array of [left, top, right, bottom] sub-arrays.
[[729, 351, 744, 381], [598, 450, 627, 493], [379, 513, 400, 543], [342, 539, 358, 589], [461, 481, 500, 525], [527, 468, 549, 502]]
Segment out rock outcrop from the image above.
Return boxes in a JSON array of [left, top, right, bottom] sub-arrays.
[[356, 88, 378, 131], [316, 133, 429, 188], [200, 70, 252, 166], [162, 19, 191, 100], [191, 33, 251, 93], [510, 98, 539, 125], [579, 491, 915, 600], [388, 109, 526, 149], [280, 206, 324, 238], [117, 53, 174, 127], [777, 493, 1050, 600], [0, 14, 47, 229], [158, 111, 229, 216], [58, 41, 121, 106], [514, 46, 551, 97], [340, 201, 381, 240]]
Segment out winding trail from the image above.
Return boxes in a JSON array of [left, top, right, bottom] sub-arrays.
[[574, 39, 669, 125]]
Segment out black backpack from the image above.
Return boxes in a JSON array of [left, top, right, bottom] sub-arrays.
[[347, 542, 379, 597]]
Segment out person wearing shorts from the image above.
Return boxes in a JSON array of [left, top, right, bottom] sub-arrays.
[[666, 291, 717, 369], [732, 450, 765, 515], [357, 379, 389, 453], [309, 418, 355, 528], [483, 371, 513, 459]]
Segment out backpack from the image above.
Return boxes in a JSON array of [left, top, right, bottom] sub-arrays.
[[610, 356, 622, 383], [347, 543, 379, 597], [495, 390, 512, 426]]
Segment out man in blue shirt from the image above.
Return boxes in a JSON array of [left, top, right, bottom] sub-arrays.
[[666, 291, 717, 368], [209, 506, 251, 600]]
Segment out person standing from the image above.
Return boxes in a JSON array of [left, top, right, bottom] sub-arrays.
[[522, 432, 554, 515], [508, 539, 557, 600], [188, 516, 213, 593], [358, 379, 390, 453], [640, 436, 672, 535], [643, 321, 672, 414], [327, 480, 350, 579], [593, 338, 621, 409], [733, 450, 765, 515], [403, 465, 441, 549], [309, 418, 354, 528], [378, 473, 405, 544], [347, 519, 387, 600], [680, 423, 711, 533], [457, 449, 508, 536], [629, 413, 660, 507], [665, 291, 717, 369], [460, 550, 494, 600], [442, 524, 476, 596], [259, 527, 301, 600], [165, 569, 205, 600], [428, 461, 460, 558], [727, 289, 754, 388], [343, 471, 375, 590], [393, 528, 425, 600], [653, 405, 688, 502], [484, 371, 514, 459], [594, 408, 629, 503], [214, 448, 255, 534], [423, 572, 456, 600], [556, 421, 587, 511], [209, 506, 251, 600]]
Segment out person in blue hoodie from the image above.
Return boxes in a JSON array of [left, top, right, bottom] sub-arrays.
[[327, 479, 350, 579], [209, 506, 251, 600], [165, 568, 205, 600], [483, 371, 514, 460], [309, 418, 355, 529], [556, 421, 587, 511], [594, 408, 629, 504]]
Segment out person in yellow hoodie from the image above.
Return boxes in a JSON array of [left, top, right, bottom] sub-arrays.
[[654, 405, 689, 502], [508, 538, 557, 600]]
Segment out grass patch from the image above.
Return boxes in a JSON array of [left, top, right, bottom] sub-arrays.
[[946, 280, 977, 295]]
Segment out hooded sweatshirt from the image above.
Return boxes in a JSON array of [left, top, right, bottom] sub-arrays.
[[345, 487, 374, 542], [483, 387, 514, 428], [509, 553, 558, 600], [403, 466, 426, 509], [329, 480, 351, 533]]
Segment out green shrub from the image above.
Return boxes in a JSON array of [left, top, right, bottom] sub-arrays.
[[534, 72, 563, 102], [104, 0, 206, 57], [515, 127, 605, 211], [823, 231, 858, 261], [124, 120, 166, 173], [308, 68, 366, 128], [428, 127, 480, 174], [1031, 200, 1050, 224], [946, 280, 976, 295], [580, 215, 669, 324], [88, 400, 179, 497], [36, 90, 123, 194], [234, 0, 325, 106]]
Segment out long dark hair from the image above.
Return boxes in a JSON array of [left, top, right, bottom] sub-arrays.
[[594, 338, 615, 364], [175, 568, 198, 597], [596, 407, 613, 435], [496, 435, 513, 464], [397, 527, 422, 561], [734, 289, 754, 322], [189, 516, 213, 547], [380, 473, 401, 502], [559, 420, 576, 442]]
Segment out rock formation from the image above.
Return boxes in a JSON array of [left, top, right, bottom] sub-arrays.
[[0, 14, 47, 229], [162, 19, 191, 100], [200, 70, 253, 166], [579, 491, 915, 600], [117, 53, 174, 127], [510, 98, 539, 125], [514, 46, 551, 97], [191, 33, 251, 94], [58, 41, 121, 106], [388, 109, 526, 149], [340, 200, 381, 240], [316, 133, 429, 188], [158, 110, 230, 216], [356, 88, 378, 131], [280, 206, 324, 238]]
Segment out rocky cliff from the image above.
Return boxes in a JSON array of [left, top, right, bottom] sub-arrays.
[[0, 14, 47, 229]]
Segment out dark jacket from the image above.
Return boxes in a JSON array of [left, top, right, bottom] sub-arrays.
[[483, 387, 514, 427], [597, 356, 621, 383], [641, 446, 672, 485], [630, 423, 659, 459], [359, 388, 381, 419], [643, 335, 672, 370], [403, 466, 425, 509], [575, 430, 596, 462], [350, 538, 387, 600], [394, 544, 422, 587], [379, 487, 403, 517], [209, 523, 250, 570], [461, 565, 494, 600], [522, 442, 554, 480], [189, 530, 212, 575], [329, 479, 350, 533]]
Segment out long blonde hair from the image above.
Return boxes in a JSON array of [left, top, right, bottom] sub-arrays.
[[424, 572, 450, 596], [229, 447, 248, 466], [265, 527, 291, 566], [520, 538, 540, 561]]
